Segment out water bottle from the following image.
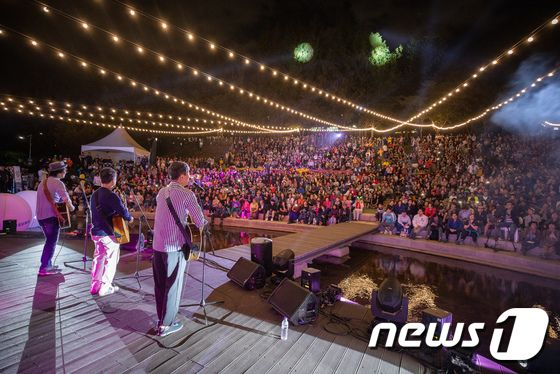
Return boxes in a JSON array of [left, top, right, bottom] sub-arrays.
[[280, 317, 289, 341]]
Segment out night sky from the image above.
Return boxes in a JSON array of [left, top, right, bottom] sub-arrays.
[[0, 0, 558, 159]]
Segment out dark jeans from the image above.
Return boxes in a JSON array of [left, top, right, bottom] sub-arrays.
[[152, 251, 186, 327], [445, 228, 462, 241], [39, 217, 60, 270]]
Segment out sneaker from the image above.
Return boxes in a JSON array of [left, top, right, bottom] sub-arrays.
[[38, 267, 61, 276], [157, 321, 184, 337], [98, 285, 118, 296]]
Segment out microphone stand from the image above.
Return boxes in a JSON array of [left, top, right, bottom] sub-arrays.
[[181, 226, 223, 325], [182, 180, 223, 325], [116, 190, 152, 288], [64, 181, 93, 272]]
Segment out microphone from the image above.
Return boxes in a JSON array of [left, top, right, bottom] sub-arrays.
[[191, 179, 205, 191]]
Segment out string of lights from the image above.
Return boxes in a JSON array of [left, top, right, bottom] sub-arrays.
[[0, 25, 301, 134], [406, 12, 560, 123], [344, 67, 558, 133], [35, 1, 344, 129], [0, 100, 283, 135], [0, 100, 223, 135], [0, 94, 278, 131], [0, 96, 221, 131], [103, 0, 559, 127]]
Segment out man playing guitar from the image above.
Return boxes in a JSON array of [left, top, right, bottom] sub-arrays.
[[152, 161, 207, 337], [36, 161, 75, 276], [90, 167, 133, 296]]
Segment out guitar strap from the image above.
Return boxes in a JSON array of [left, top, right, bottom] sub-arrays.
[[42, 178, 65, 224], [165, 190, 193, 258]]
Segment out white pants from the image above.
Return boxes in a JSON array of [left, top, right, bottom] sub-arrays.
[[353, 209, 363, 221], [91, 235, 120, 294]]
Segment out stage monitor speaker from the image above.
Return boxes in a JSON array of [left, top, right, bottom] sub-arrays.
[[268, 278, 319, 325], [227, 257, 266, 290], [251, 237, 273, 276]]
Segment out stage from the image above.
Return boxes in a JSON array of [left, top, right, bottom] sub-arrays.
[[0, 236, 427, 374]]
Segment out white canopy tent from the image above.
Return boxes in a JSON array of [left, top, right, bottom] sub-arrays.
[[81, 127, 150, 161]]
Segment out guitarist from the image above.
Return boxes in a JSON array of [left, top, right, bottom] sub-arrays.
[[90, 167, 133, 296], [152, 161, 207, 337], [36, 161, 75, 276]]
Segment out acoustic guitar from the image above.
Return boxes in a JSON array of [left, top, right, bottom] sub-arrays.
[[112, 188, 130, 244], [56, 202, 71, 229]]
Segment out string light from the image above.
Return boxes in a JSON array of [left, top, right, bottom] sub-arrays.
[[1, 101, 222, 135], [31, 6, 338, 128], [404, 11, 560, 123], [1, 28, 300, 133], [102, 0, 560, 126], [42, 6, 49, 13], [1, 96, 232, 131]]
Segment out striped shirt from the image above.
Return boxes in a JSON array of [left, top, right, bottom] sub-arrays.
[[152, 181, 207, 253], [36, 177, 70, 220]]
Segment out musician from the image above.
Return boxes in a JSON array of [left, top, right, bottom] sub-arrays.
[[90, 167, 133, 296], [152, 161, 207, 337], [36, 161, 75, 276]]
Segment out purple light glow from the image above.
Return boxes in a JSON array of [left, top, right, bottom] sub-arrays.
[[340, 296, 359, 305], [471, 353, 517, 373]]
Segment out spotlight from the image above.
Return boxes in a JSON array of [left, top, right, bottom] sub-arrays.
[[370, 277, 408, 324]]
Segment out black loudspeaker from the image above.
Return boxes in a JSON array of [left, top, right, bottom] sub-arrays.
[[422, 307, 453, 341], [227, 257, 266, 290], [251, 237, 273, 275], [2, 220, 17, 234], [301, 267, 321, 293], [268, 278, 319, 325]]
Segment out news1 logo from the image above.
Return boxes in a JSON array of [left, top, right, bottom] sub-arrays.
[[368, 308, 549, 361]]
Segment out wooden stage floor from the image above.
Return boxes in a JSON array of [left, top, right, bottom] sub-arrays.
[[0, 235, 427, 374]]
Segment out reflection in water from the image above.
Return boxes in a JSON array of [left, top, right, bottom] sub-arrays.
[[327, 246, 560, 360], [196, 227, 283, 251]]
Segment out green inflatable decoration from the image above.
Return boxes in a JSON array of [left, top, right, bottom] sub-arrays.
[[368, 32, 403, 66], [294, 43, 314, 63]]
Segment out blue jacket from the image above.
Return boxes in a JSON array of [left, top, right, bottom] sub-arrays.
[[447, 219, 463, 231]]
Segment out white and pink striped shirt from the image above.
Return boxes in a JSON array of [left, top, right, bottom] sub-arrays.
[[152, 181, 207, 253]]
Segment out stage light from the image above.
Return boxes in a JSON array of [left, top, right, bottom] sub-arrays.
[[228, 51, 234, 58], [508, 49, 514, 55], [112, 35, 119, 42], [209, 43, 215, 50], [552, 18, 558, 25], [57, 52, 65, 58], [128, 9, 136, 16], [161, 22, 168, 30], [30, 40, 38, 47], [42, 6, 50, 13], [528, 36, 534, 42], [81, 22, 89, 30], [137, 46, 143, 53], [187, 33, 194, 40]]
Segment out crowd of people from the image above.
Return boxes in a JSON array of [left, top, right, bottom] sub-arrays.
[[33, 131, 560, 258]]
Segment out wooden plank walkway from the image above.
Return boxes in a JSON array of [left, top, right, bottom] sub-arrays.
[[0, 235, 427, 374]]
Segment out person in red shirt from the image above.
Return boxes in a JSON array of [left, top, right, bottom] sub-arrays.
[[424, 202, 437, 218]]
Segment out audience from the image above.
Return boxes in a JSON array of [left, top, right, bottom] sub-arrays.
[[26, 131, 560, 259]]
